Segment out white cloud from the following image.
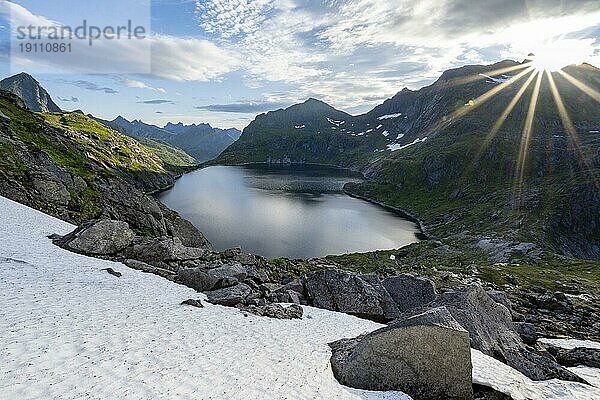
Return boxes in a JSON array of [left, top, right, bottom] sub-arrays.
[[150, 35, 238, 81], [7, 2, 237, 81], [122, 79, 166, 93]]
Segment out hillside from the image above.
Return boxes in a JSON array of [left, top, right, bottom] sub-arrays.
[[0, 89, 209, 246], [216, 61, 600, 261]]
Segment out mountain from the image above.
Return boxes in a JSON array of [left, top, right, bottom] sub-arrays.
[[0, 89, 209, 247], [0, 72, 62, 113], [216, 61, 600, 261], [103, 117, 241, 162], [216, 98, 388, 168]]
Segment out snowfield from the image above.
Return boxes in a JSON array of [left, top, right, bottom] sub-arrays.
[[0, 195, 599, 400]]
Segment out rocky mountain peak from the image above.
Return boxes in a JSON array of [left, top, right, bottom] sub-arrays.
[[0, 72, 62, 113]]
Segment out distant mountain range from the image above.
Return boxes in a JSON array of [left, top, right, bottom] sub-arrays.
[[217, 60, 600, 261], [0, 72, 241, 164], [102, 116, 241, 163], [0, 72, 61, 113]]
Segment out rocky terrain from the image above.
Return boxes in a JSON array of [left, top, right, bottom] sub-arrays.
[[49, 217, 600, 398], [0, 89, 209, 247]]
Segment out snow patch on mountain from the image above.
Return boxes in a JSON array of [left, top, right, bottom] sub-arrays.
[[378, 113, 402, 120], [388, 137, 428, 151]]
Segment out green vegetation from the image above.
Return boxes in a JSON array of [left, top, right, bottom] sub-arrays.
[[0, 142, 26, 176], [68, 187, 104, 221], [139, 138, 198, 167], [41, 112, 166, 174]]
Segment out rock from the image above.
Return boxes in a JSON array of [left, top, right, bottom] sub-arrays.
[[305, 269, 399, 322], [330, 307, 473, 399], [382, 274, 438, 311], [526, 292, 572, 311], [102, 268, 122, 277], [513, 322, 537, 346], [31, 172, 70, 206], [178, 263, 248, 292], [205, 283, 252, 306], [55, 220, 135, 255], [123, 236, 206, 263], [473, 384, 512, 400], [243, 303, 303, 319], [487, 290, 512, 313], [178, 268, 218, 292], [208, 263, 247, 282], [123, 259, 177, 279], [547, 345, 600, 368], [246, 266, 270, 283], [430, 284, 585, 383], [181, 299, 204, 308]]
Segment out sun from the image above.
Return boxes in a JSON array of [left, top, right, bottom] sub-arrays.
[[529, 39, 590, 72]]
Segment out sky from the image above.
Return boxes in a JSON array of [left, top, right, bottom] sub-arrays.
[[0, 0, 599, 130]]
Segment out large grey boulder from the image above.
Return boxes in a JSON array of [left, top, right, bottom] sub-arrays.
[[382, 274, 438, 311], [178, 263, 247, 292], [305, 269, 399, 321], [205, 283, 252, 306], [431, 284, 585, 383], [55, 219, 135, 255], [123, 236, 206, 263], [330, 307, 473, 399]]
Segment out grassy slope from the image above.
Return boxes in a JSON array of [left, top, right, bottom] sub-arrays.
[[42, 112, 166, 173], [138, 138, 198, 168]]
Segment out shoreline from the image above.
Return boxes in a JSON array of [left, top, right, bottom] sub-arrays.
[[342, 187, 431, 240]]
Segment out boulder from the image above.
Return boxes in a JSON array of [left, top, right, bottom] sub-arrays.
[[123, 259, 177, 279], [123, 236, 206, 263], [513, 322, 537, 346], [547, 345, 600, 368], [208, 263, 247, 282], [205, 283, 252, 306], [382, 274, 438, 311], [430, 284, 585, 383], [178, 263, 248, 292], [305, 269, 399, 322], [243, 303, 303, 319], [181, 299, 204, 308], [55, 219, 135, 255], [330, 307, 473, 399]]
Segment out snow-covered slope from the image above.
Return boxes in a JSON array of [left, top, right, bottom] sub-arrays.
[[0, 195, 598, 400]]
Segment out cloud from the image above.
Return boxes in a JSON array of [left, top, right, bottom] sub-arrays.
[[58, 96, 80, 103], [194, 0, 600, 113], [7, 2, 238, 81], [57, 79, 118, 94], [137, 99, 175, 104], [123, 79, 166, 93], [194, 101, 290, 113], [150, 35, 239, 81]]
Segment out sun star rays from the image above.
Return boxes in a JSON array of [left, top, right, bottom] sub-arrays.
[[403, 59, 599, 212]]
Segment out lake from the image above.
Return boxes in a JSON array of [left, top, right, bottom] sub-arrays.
[[158, 165, 420, 259]]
